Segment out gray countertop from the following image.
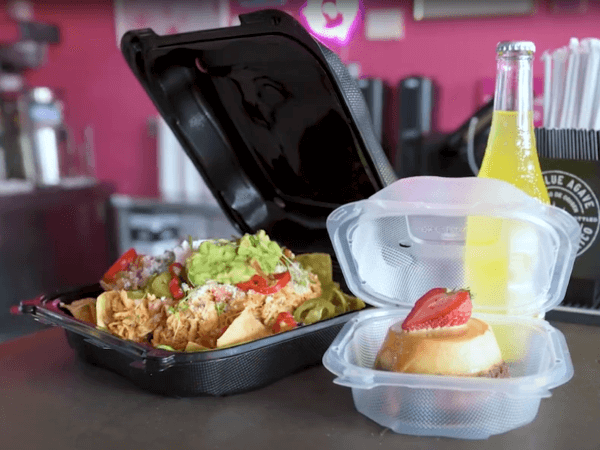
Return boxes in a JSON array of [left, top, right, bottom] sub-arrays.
[[1, 322, 599, 450]]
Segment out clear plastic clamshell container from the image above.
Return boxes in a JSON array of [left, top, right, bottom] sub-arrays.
[[323, 176, 580, 439]]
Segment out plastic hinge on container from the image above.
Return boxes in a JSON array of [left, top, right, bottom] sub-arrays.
[[544, 326, 575, 391], [322, 315, 367, 387]]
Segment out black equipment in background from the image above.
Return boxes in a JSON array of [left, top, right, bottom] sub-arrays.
[[428, 98, 494, 177], [395, 76, 436, 178], [357, 78, 385, 145], [356, 77, 399, 169]]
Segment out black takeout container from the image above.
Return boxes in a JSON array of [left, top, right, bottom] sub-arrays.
[[21, 285, 357, 396], [18, 9, 396, 396]]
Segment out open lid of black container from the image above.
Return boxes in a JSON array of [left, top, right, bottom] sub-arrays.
[[121, 9, 397, 255]]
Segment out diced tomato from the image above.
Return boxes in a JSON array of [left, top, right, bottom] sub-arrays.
[[211, 286, 231, 303], [169, 277, 185, 300], [168, 262, 184, 278], [102, 248, 138, 284], [272, 311, 298, 333]]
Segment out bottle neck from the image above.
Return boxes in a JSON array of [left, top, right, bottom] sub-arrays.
[[493, 52, 534, 113]]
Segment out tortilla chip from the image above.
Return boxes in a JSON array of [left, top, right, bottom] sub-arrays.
[[296, 253, 337, 299], [296, 253, 333, 284], [61, 298, 97, 324], [216, 308, 270, 348], [95, 291, 112, 328]]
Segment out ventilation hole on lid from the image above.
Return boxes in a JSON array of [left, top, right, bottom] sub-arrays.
[[399, 241, 411, 248]]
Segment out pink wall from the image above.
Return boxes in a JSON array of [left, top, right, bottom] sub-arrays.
[[12, 0, 600, 197], [317, 1, 600, 132]]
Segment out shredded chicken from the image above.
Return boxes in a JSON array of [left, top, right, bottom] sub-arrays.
[[231, 274, 322, 326], [101, 290, 173, 343], [152, 294, 221, 350], [97, 267, 322, 350]]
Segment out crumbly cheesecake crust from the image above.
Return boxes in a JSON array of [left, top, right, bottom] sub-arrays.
[[476, 361, 510, 378]]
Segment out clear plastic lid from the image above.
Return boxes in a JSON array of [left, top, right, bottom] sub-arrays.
[[326, 176, 580, 316]]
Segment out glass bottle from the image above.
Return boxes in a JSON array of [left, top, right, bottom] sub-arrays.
[[465, 41, 548, 326], [478, 41, 549, 203]]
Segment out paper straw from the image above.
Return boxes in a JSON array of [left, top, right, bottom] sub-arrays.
[[548, 47, 568, 129], [578, 38, 600, 129], [559, 38, 580, 129], [573, 39, 590, 129], [593, 96, 600, 130], [542, 50, 552, 128], [591, 45, 600, 130]]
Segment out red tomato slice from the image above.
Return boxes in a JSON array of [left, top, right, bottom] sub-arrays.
[[102, 248, 138, 284], [259, 271, 291, 295], [236, 271, 291, 295], [236, 274, 268, 291]]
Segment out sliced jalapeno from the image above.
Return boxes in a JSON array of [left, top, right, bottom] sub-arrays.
[[127, 289, 146, 299], [330, 288, 349, 315], [304, 301, 336, 325]]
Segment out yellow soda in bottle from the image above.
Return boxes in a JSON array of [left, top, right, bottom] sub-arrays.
[[479, 109, 549, 201], [465, 42, 550, 327]]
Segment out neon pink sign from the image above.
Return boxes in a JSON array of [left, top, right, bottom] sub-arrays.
[[300, 0, 362, 46]]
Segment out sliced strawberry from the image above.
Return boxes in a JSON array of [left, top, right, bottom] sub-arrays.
[[401, 288, 472, 331]]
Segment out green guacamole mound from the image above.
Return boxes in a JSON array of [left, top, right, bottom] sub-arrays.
[[186, 230, 284, 286]]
